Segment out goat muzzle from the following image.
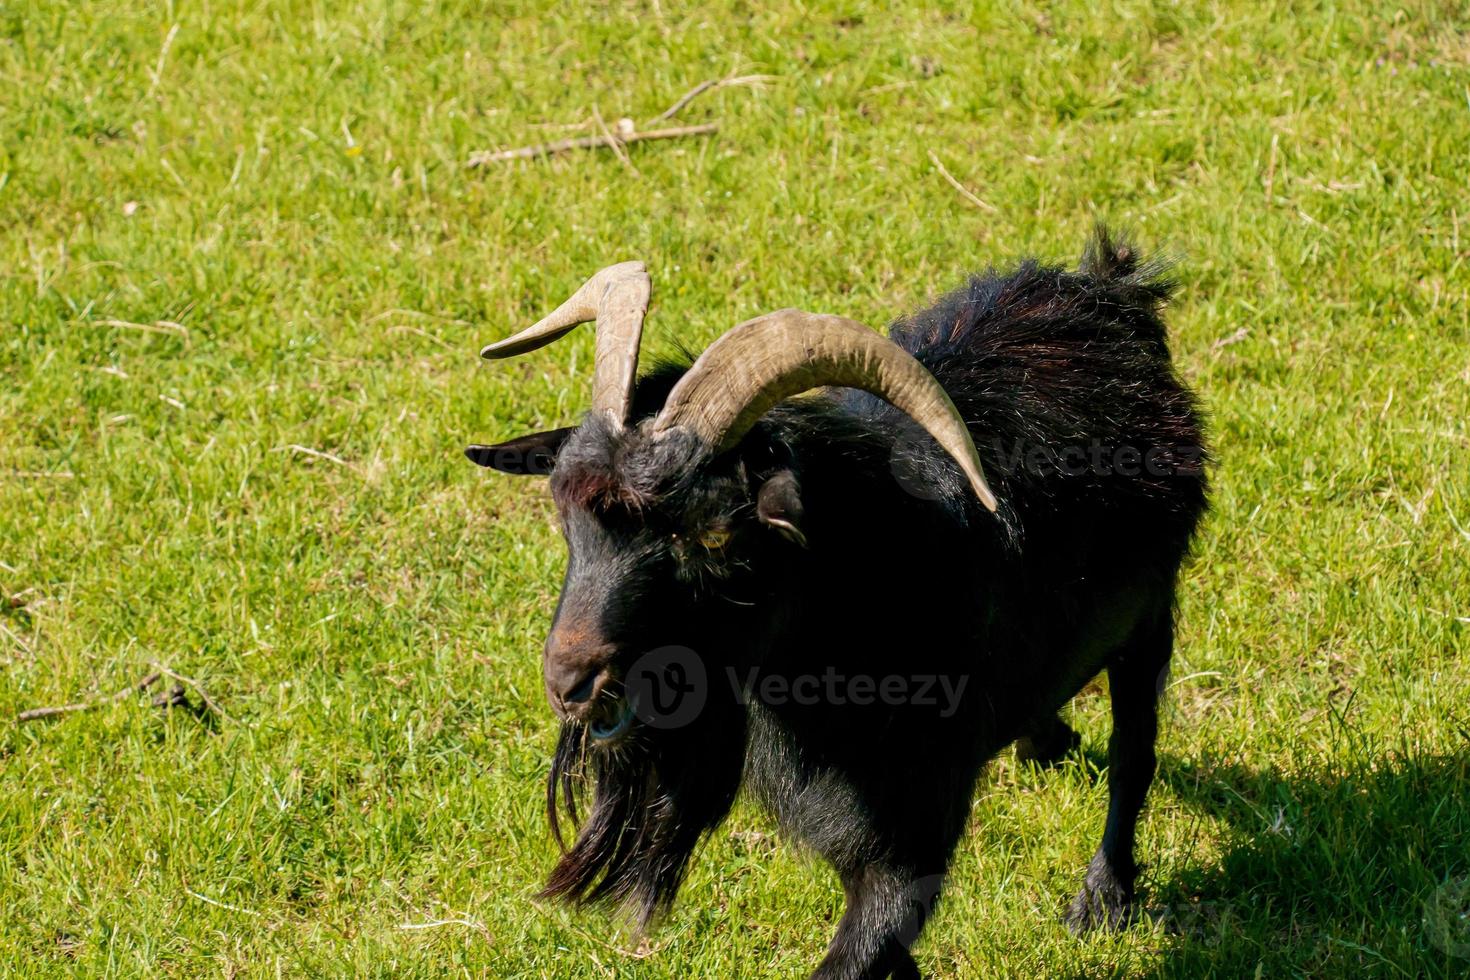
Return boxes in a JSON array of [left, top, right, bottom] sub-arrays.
[[543, 626, 617, 716]]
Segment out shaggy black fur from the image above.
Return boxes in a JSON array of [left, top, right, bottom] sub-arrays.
[[470, 227, 1209, 979], [540, 692, 747, 921]]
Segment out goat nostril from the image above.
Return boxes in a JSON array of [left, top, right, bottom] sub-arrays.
[[563, 670, 601, 705]]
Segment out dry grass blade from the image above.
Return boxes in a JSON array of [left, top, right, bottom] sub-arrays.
[[365, 308, 471, 326], [653, 73, 777, 122], [1211, 327, 1251, 353], [276, 444, 355, 468], [388, 325, 457, 352], [927, 151, 998, 214], [591, 105, 637, 172], [146, 24, 180, 98], [87, 318, 191, 338], [2, 621, 34, 657], [1264, 131, 1280, 203], [398, 917, 490, 934], [184, 885, 262, 917]]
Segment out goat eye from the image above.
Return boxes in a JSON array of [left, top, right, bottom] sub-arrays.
[[698, 528, 731, 551]]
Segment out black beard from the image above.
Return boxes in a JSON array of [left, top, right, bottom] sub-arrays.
[[539, 700, 748, 925]]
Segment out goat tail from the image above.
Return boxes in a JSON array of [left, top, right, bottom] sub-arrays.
[[1079, 222, 1143, 280], [1078, 223, 1177, 328]]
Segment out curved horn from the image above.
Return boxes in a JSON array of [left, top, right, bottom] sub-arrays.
[[650, 309, 998, 512], [480, 261, 651, 426]]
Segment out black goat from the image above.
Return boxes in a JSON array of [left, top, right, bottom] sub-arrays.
[[466, 229, 1207, 979]]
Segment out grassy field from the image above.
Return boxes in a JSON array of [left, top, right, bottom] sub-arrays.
[[3, 0, 1469, 975]]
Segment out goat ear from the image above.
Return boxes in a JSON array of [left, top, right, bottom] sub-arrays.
[[465, 426, 576, 475], [756, 470, 807, 547]]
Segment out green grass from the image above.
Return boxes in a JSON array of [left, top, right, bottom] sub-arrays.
[[3, 0, 1469, 975]]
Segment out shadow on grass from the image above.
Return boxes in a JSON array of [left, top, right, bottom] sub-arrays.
[[1137, 749, 1470, 978]]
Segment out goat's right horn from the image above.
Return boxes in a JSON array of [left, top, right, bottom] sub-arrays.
[[480, 261, 651, 427], [650, 309, 998, 512]]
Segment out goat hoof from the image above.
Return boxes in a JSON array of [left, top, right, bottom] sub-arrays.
[[1065, 888, 1132, 933], [1065, 860, 1135, 934]]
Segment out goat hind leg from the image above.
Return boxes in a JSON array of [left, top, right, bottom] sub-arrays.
[[1066, 609, 1171, 933], [810, 865, 939, 980]]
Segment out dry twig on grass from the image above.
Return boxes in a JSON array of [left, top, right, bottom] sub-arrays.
[[18, 662, 238, 727], [17, 671, 162, 723], [150, 662, 236, 725], [467, 73, 773, 167], [468, 123, 719, 167]]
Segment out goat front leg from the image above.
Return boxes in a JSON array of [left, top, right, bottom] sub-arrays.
[[811, 865, 943, 980], [1066, 609, 1171, 932]]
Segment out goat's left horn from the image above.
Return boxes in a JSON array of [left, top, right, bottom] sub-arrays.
[[480, 261, 651, 426], [649, 309, 998, 512]]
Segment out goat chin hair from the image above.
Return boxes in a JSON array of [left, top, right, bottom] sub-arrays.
[[539, 701, 748, 925]]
